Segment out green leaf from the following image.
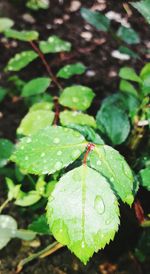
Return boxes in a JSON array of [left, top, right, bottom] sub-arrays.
[[0, 87, 7, 102], [119, 79, 138, 97], [17, 110, 55, 136], [6, 50, 38, 71], [47, 165, 120, 264], [28, 215, 50, 234], [67, 124, 104, 145], [14, 229, 36, 240], [4, 29, 39, 41], [117, 26, 140, 44], [11, 126, 86, 175], [131, 0, 150, 24], [36, 176, 46, 195], [60, 110, 96, 128], [0, 18, 14, 32], [39, 35, 71, 54], [59, 85, 95, 111], [96, 96, 130, 145], [88, 145, 134, 205], [0, 215, 17, 249], [15, 190, 41, 206], [118, 46, 140, 59], [119, 67, 142, 83], [29, 101, 53, 112], [0, 139, 14, 167], [139, 167, 150, 190], [140, 63, 150, 96], [6, 177, 21, 200], [57, 63, 86, 79], [26, 0, 49, 10], [21, 77, 51, 97], [80, 8, 110, 31]]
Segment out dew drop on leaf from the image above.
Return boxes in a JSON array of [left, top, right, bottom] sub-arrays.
[[53, 138, 60, 144], [94, 195, 105, 215]]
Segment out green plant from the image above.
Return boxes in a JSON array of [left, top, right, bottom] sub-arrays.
[[0, 22, 149, 271]]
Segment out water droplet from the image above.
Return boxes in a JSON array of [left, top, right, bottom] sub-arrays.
[[110, 177, 114, 182], [41, 152, 45, 157], [26, 137, 31, 143], [72, 149, 81, 159], [72, 97, 79, 103], [57, 150, 62, 156], [94, 195, 105, 215], [105, 219, 111, 225], [55, 161, 62, 170], [96, 160, 101, 166], [81, 241, 85, 248], [25, 156, 29, 160], [53, 138, 60, 144]]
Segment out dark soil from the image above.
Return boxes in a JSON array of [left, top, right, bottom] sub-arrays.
[[0, 1, 150, 274]]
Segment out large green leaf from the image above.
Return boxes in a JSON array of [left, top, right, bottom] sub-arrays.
[[0, 139, 14, 168], [6, 50, 38, 71], [17, 110, 55, 136], [59, 85, 95, 111], [80, 8, 110, 31], [60, 110, 96, 128], [39, 35, 71, 54], [0, 18, 14, 32], [21, 77, 51, 97], [11, 126, 86, 175], [139, 167, 150, 190], [4, 29, 39, 41], [117, 26, 140, 44], [96, 96, 130, 145], [57, 63, 86, 79], [88, 145, 134, 205], [47, 165, 120, 264], [131, 0, 150, 24]]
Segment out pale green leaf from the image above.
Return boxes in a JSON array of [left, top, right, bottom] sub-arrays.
[[14, 229, 36, 240], [11, 126, 86, 175], [0, 215, 17, 249], [0, 139, 14, 167], [47, 166, 120, 264], [88, 145, 134, 205], [21, 77, 51, 97], [119, 67, 142, 83], [60, 110, 96, 128], [17, 110, 55, 136], [15, 190, 41, 206], [6, 177, 21, 200], [6, 50, 38, 71], [29, 101, 53, 112], [57, 63, 86, 79], [59, 85, 95, 111], [80, 8, 110, 31], [131, 0, 150, 24], [117, 26, 140, 44], [4, 29, 39, 41], [39, 35, 71, 54], [0, 18, 14, 32]]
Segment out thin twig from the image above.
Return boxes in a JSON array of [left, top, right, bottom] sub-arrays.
[[29, 41, 62, 91], [16, 241, 63, 273]]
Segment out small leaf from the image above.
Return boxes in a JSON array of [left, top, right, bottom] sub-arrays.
[[59, 85, 95, 111], [4, 29, 39, 41], [29, 102, 53, 112], [139, 167, 150, 190], [22, 77, 51, 97], [0, 215, 17, 249], [15, 190, 41, 206], [0, 18, 14, 32], [39, 35, 71, 54], [117, 26, 140, 44], [17, 110, 55, 136], [6, 50, 38, 71], [28, 215, 50, 234], [131, 0, 150, 24], [26, 0, 49, 10], [36, 176, 46, 195], [80, 8, 110, 31], [96, 96, 130, 145], [6, 177, 21, 200], [88, 145, 134, 205], [57, 63, 86, 79], [14, 229, 36, 240], [140, 63, 150, 96], [60, 110, 96, 128], [11, 126, 86, 175], [119, 79, 138, 97], [0, 139, 14, 167], [47, 166, 120, 264], [119, 67, 142, 83]]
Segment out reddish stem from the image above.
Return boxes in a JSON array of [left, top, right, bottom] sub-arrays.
[[53, 96, 60, 126], [83, 143, 95, 166], [29, 41, 62, 90], [133, 199, 145, 225]]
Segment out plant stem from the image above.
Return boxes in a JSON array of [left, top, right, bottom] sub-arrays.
[[83, 143, 95, 166], [0, 198, 10, 213], [29, 41, 62, 91], [53, 96, 60, 126], [16, 241, 63, 273]]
